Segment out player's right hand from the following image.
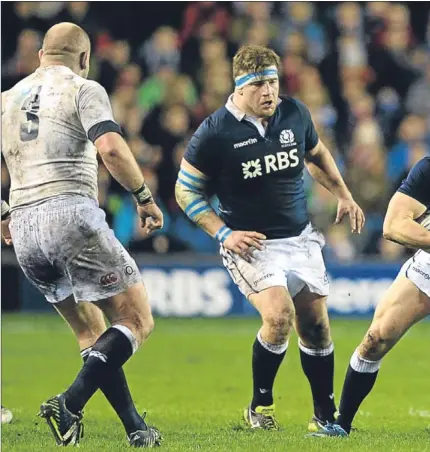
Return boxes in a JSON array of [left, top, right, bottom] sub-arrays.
[[223, 230, 266, 262], [137, 202, 164, 238], [1, 217, 12, 246]]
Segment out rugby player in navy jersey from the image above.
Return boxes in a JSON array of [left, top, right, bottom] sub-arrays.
[[175, 45, 365, 432], [313, 157, 430, 437]]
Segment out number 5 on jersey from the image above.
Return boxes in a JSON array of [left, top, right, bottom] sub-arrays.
[[20, 85, 42, 142]]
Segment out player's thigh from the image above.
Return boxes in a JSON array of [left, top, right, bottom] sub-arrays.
[[221, 241, 295, 332], [9, 209, 73, 303], [288, 226, 329, 300], [220, 242, 290, 306], [249, 286, 295, 332], [60, 199, 143, 302], [293, 286, 331, 348], [360, 275, 430, 357], [94, 281, 154, 346], [54, 295, 107, 350]]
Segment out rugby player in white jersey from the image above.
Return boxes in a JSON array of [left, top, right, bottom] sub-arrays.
[[1, 23, 163, 447]]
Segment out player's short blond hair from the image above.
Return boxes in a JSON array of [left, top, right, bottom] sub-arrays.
[[232, 45, 281, 80]]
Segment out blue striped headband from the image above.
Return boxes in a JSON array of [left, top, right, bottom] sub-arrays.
[[235, 66, 278, 88]]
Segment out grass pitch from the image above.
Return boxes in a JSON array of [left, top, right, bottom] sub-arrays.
[[2, 314, 430, 451]]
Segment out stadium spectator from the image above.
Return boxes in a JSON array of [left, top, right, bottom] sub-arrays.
[[2, 1, 429, 259], [53, 2, 101, 40], [137, 66, 177, 111], [406, 61, 430, 117], [179, 2, 231, 76], [388, 115, 428, 183], [138, 26, 180, 75], [194, 36, 229, 90], [3, 29, 41, 77], [179, 1, 230, 46], [230, 2, 277, 47], [375, 87, 402, 147], [97, 40, 131, 94], [275, 3, 326, 63]]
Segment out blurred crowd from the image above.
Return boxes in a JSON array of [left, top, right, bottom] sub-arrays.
[[1, 1, 430, 262]]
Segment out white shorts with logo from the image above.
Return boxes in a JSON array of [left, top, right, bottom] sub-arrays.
[[399, 250, 430, 298], [220, 223, 329, 299], [10, 196, 141, 304]]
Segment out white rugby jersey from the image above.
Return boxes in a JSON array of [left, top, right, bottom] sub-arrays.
[[1, 65, 120, 209]]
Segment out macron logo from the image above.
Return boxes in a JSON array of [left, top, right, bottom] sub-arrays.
[[234, 138, 258, 149]]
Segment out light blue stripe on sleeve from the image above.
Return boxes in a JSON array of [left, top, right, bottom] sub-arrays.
[[177, 178, 204, 192], [185, 198, 205, 216], [179, 169, 206, 184], [189, 204, 211, 219], [178, 171, 205, 189], [187, 201, 207, 216], [216, 225, 232, 242], [218, 227, 232, 242]]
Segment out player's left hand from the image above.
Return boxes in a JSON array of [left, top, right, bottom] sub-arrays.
[[137, 201, 164, 238], [1, 216, 12, 245], [335, 197, 365, 234]]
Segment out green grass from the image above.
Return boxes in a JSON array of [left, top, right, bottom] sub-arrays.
[[2, 314, 430, 451]]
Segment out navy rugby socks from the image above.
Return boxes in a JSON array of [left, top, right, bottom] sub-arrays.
[[80, 347, 146, 434], [64, 327, 136, 421], [251, 331, 288, 409], [299, 341, 336, 422], [336, 350, 381, 433]]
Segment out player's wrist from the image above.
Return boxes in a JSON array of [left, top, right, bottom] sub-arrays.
[[132, 183, 153, 206], [337, 189, 353, 202], [215, 225, 232, 243], [1, 201, 11, 221]]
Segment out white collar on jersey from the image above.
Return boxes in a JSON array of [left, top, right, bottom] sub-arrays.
[[225, 94, 281, 122], [36, 65, 75, 74]]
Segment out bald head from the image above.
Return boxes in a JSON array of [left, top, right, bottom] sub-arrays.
[[40, 23, 91, 77], [43, 22, 90, 55]]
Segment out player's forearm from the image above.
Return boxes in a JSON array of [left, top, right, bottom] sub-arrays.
[[383, 218, 430, 250], [175, 181, 229, 241], [306, 145, 352, 200], [96, 133, 153, 203], [99, 147, 144, 192]]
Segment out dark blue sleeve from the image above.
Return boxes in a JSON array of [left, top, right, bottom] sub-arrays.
[[295, 100, 319, 152], [184, 118, 218, 178], [397, 158, 430, 206]]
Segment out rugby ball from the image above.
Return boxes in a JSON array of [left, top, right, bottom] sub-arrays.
[[1, 407, 13, 424]]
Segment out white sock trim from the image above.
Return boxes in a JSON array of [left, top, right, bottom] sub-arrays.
[[298, 340, 334, 357], [350, 349, 381, 373], [113, 324, 139, 354], [257, 330, 288, 355]]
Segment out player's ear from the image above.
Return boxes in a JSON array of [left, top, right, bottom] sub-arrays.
[[79, 51, 88, 71], [38, 49, 44, 61]]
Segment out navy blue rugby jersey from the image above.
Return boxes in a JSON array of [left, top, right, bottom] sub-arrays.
[[397, 157, 430, 210], [184, 95, 319, 239]]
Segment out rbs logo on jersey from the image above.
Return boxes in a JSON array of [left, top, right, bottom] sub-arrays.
[[241, 149, 299, 180]]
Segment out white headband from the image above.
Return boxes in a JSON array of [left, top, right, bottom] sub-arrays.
[[235, 65, 278, 88]]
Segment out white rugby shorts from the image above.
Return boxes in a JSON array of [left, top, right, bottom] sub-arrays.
[[10, 196, 141, 304], [400, 249, 430, 298], [220, 223, 329, 299]]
